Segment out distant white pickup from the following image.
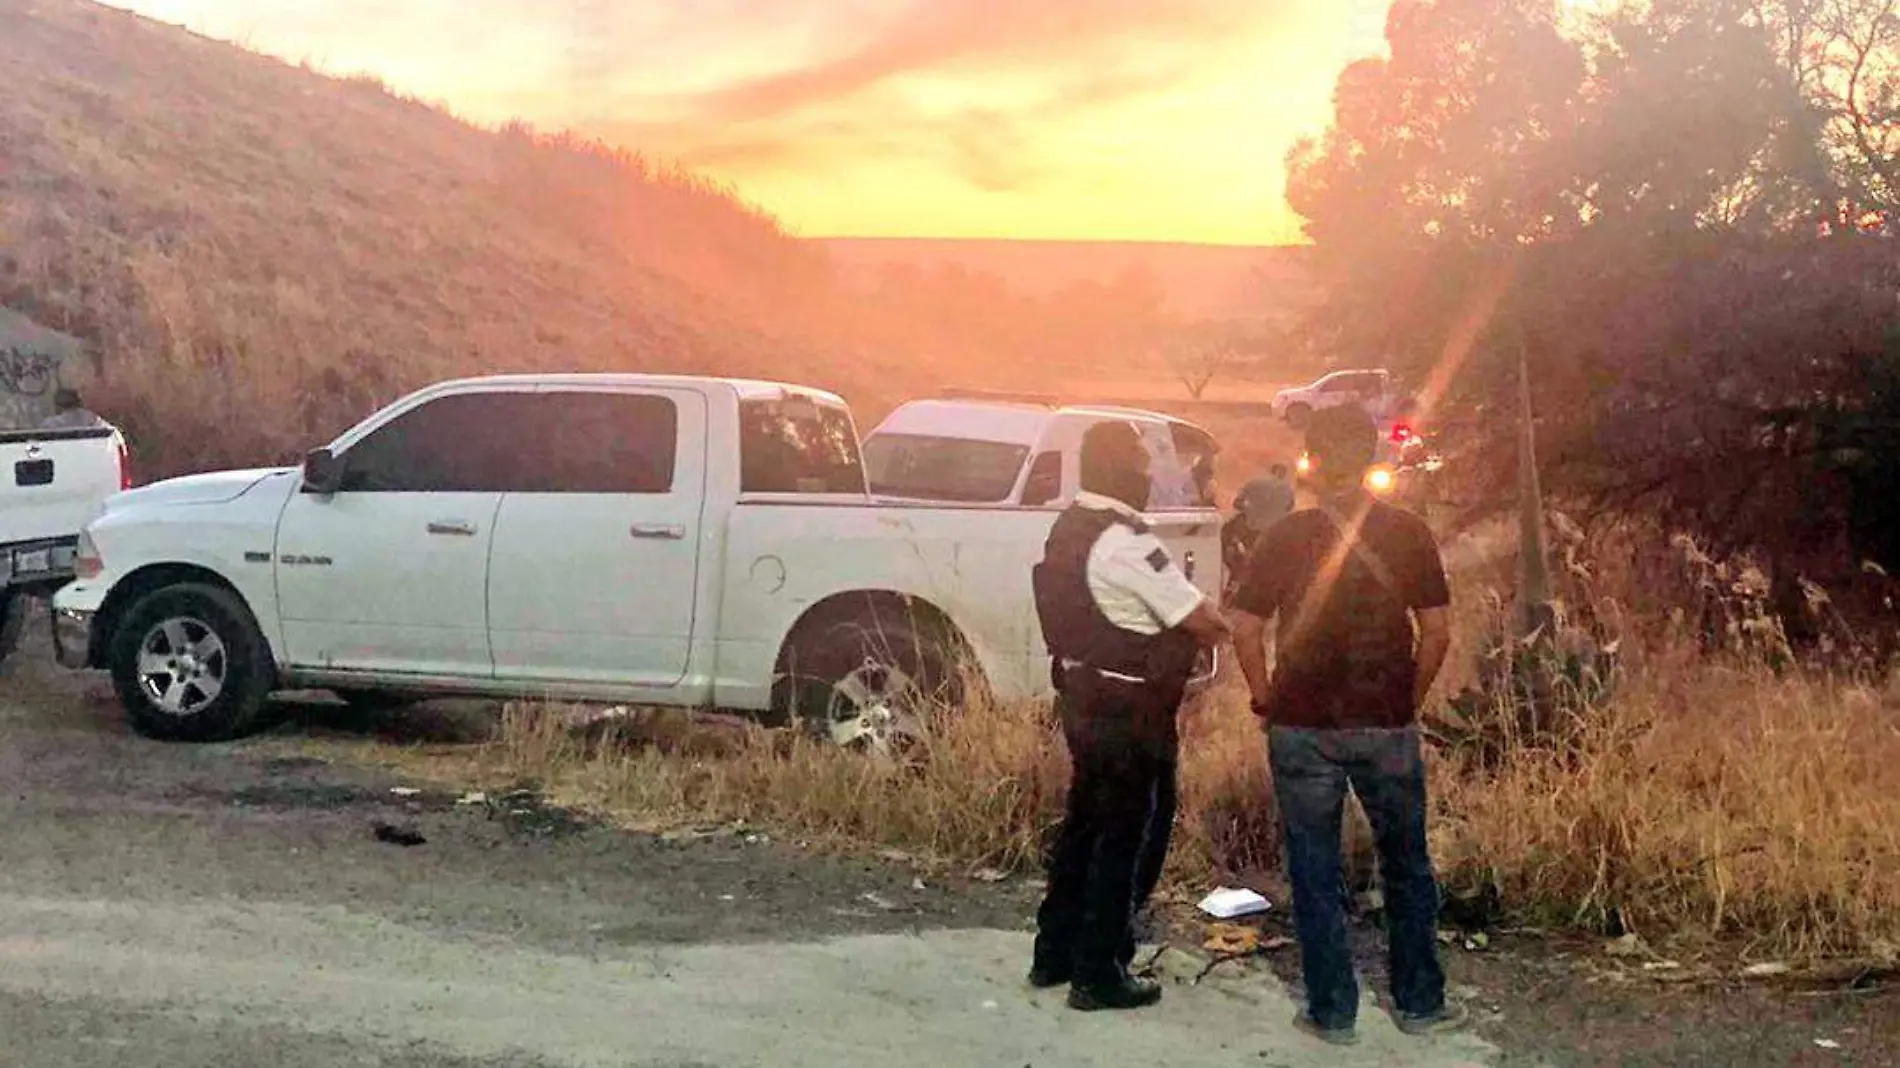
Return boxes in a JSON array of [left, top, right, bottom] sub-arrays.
[[1, 421, 131, 664], [2, 423, 129, 585]]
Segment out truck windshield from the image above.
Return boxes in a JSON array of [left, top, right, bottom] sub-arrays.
[[862, 434, 1030, 502], [739, 396, 867, 495]]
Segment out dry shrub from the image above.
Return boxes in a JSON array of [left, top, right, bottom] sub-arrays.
[[1432, 664, 1900, 962], [1427, 516, 1900, 961], [485, 692, 1070, 873], [434, 514, 1900, 966]]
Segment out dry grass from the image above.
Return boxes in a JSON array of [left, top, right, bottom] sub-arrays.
[[308, 526, 1900, 971], [349, 651, 1900, 968], [1431, 662, 1900, 964]]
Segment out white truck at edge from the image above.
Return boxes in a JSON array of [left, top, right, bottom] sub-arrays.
[[51, 374, 1220, 750], [1, 422, 130, 664]]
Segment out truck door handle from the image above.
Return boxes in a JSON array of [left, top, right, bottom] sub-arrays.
[[629, 523, 686, 540], [427, 519, 478, 536]]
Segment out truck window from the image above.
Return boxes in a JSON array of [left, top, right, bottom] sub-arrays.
[[739, 396, 866, 495], [1019, 450, 1063, 506], [523, 392, 678, 494], [340, 391, 529, 492], [863, 434, 1030, 502], [1168, 424, 1219, 508]]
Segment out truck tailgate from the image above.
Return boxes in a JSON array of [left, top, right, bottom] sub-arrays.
[[1, 426, 124, 549]]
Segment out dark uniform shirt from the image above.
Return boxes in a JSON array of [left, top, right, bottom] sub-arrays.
[[1231, 499, 1449, 729]]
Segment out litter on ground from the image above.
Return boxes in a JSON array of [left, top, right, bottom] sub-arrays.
[[1197, 887, 1270, 919]]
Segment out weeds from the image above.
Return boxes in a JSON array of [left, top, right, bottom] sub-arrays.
[[340, 517, 1900, 969]]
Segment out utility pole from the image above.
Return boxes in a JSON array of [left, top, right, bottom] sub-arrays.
[[1513, 328, 1555, 639]]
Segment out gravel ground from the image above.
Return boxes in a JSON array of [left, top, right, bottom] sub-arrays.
[[5, 604, 1891, 1067], [0, 615, 1500, 1068]]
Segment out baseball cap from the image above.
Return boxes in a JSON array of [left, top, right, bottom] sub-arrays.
[[1234, 473, 1294, 527]]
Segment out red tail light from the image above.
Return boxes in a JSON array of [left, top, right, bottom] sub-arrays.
[[116, 440, 132, 490], [1390, 422, 1413, 444]]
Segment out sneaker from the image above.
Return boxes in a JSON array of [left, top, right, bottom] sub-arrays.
[[1067, 976, 1163, 1012], [1396, 1002, 1470, 1035], [1292, 1011, 1359, 1046]]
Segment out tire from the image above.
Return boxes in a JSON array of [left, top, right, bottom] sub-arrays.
[[1285, 402, 1313, 429], [0, 588, 25, 669], [779, 607, 967, 759], [110, 583, 275, 742]]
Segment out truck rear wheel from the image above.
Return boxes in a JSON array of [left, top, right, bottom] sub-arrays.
[[0, 588, 25, 668], [110, 583, 275, 742], [780, 609, 966, 759]]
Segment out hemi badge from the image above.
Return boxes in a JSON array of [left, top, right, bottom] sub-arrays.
[[244, 551, 271, 564]]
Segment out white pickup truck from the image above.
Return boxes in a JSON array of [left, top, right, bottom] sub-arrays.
[[1, 423, 130, 664], [1270, 368, 1407, 429], [51, 374, 1221, 751]]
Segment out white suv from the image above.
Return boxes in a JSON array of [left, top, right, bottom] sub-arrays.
[[861, 393, 1221, 512]]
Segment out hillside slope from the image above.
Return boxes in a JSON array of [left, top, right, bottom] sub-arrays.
[[0, 0, 868, 475]]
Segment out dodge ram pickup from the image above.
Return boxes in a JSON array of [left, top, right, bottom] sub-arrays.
[[51, 374, 1221, 754]]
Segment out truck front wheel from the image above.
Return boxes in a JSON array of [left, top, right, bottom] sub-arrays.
[[110, 583, 275, 742], [780, 610, 966, 759]]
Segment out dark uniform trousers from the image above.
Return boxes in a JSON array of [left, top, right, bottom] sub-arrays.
[[1033, 663, 1184, 985]]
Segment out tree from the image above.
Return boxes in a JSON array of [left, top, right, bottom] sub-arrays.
[[1285, 0, 1589, 368], [1158, 321, 1243, 399], [1286, 0, 1900, 572]]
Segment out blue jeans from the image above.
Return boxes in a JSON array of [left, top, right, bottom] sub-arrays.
[[1268, 726, 1446, 1030]]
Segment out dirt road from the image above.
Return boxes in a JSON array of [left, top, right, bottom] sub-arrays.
[[0, 623, 1502, 1068]]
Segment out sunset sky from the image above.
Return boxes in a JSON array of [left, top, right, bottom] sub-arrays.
[[109, 1, 1394, 245]]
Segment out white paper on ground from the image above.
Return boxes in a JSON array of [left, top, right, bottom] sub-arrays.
[[1197, 887, 1271, 919]]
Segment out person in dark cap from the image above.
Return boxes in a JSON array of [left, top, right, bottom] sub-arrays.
[[1227, 404, 1463, 1045], [1222, 464, 1296, 597], [39, 386, 106, 430], [1028, 420, 1229, 1011]]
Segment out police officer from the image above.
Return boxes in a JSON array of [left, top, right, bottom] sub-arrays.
[[1029, 421, 1230, 1011]]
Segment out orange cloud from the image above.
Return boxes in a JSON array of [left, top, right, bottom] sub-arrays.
[[649, 1, 1263, 124], [109, 0, 1388, 243]]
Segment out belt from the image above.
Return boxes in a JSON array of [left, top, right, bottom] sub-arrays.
[[1059, 658, 1149, 684]]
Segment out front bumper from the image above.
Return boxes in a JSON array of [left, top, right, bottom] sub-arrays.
[[51, 606, 94, 670]]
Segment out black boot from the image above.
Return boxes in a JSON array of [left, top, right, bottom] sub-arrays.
[[1027, 962, 1071, 989], [1067, 975, 1163, 1011]]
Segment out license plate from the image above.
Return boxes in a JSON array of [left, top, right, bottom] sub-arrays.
[[12, 548, 51, 575], [14, 458, 53, 487]]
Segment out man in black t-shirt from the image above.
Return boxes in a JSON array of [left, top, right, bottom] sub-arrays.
[[1229, 405, 1464, 1046]]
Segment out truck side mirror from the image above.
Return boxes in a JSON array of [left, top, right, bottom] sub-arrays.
[[301, 448, 344, 495]]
